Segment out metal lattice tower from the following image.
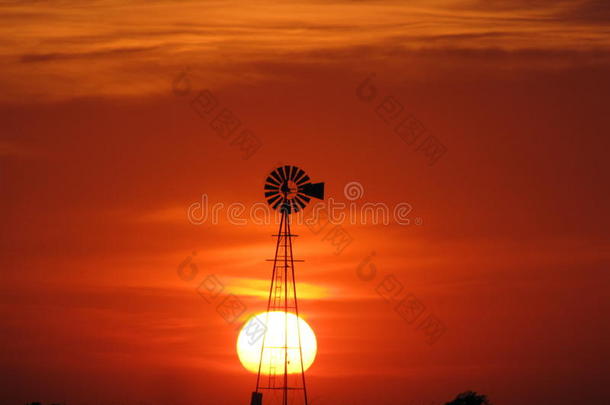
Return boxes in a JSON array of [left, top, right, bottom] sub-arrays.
[[250, 166, 324, 405]]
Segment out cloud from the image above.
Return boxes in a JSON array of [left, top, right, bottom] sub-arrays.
[[0, 0, 609, 101], [226, 276, 334, 300], [558, 0, 610, 22], [19, 45, 161, 63]]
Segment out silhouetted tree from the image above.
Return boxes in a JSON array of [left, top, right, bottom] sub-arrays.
[[444, 391, 491, 405]]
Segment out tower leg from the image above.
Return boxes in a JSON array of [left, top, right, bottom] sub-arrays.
[[250, 392, 263, 405]]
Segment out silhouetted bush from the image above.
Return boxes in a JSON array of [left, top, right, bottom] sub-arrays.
[[444, 391, 491, 405]]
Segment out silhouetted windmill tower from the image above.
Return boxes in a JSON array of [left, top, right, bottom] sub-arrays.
[[250, 165, 324, 405]]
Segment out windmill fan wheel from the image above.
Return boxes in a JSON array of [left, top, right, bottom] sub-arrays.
[[264, 165, 325, 214]]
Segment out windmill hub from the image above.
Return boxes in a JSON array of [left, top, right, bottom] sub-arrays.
[[280, 180, 296, 198]]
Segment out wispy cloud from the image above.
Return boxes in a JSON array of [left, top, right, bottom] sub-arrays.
[[1, 0, 609, 101], [19, 45, 161, 63], [226, 276, 334, 300]]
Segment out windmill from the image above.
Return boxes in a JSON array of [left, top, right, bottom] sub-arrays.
[[250, 165, 325, 405]]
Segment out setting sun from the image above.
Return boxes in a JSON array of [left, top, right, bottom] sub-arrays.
[[237, 311, 317, 374]]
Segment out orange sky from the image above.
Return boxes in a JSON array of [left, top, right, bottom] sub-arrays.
[[1, 1, 609, 404]]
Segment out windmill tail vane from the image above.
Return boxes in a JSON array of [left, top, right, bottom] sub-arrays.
[[251, 165, 324, 405]]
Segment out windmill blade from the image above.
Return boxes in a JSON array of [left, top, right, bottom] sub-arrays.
[[297, 175, 310, 185], [288, 165, 298, 181], [296, 193, 310, 203], [300, 182, 324, 200], [270, 169, 283, 184], [265, 191, 278, 198], [272, 198, 283, 209], [264, 183, 279, 191], [268, 194, 282, 205], [280, 200, 291, 213], [290, 199, 300, 213], [266, 176, 280, 186], [278, 166, 288, 181], [294, 196, 307, 209], [293, 168, 306, 184]]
